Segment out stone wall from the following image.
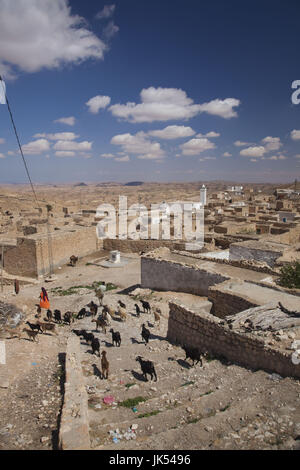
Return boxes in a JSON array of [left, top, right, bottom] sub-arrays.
[[59, 336, 90, 450], [4, 238, 38, 278], [103, 238, 185, 253], [208, 284, 258, 318], [229, 243, 284, 267], [167, 302, 300, 379], [5, 226, 103, 278], [141, 256, 229, 296]]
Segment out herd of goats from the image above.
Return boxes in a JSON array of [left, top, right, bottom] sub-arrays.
[[5, 285, 205, 383]]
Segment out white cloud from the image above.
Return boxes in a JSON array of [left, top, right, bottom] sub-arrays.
[[54, 116, 76, 126], [22, 138, 50, 155], [53, 140, 92, 151], [55, 151, 76, 157], [96, 4, 116, 19], [0, 0, 107, 79], [261, 136, 282, 151], [7, 150, 15, 156], [100, 153, 115, 158], [86, 95, 111, 114], [111, 131, 165, 160], [103, 21, 119, 40], [223, 152, 232, 157], [291, 130, 300, 140], [34, 132, 79, 141], [115, 155, 129, 162], [180, 138, 215, 156], [0, 138, 5, 144], [197, 98, 240, 119], [148, 125, 195, 140], [268, 155, 287, 160], [240, 146, 266, 158], [294, 155, 300, 159], [0, 153, 5, 158], [234, 140, 251, 147], [197, 131, 220, 138], [109, 87, 240, 123], [199, 156, 216, 161]]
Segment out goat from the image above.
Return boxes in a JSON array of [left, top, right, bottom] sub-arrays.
[[102, 305, 117, 320], [134, 304, 141, 317], [46, 309, 53, 322], [136, 356, 157, 382], [37, 321, 58, 336], [36, 305, 42, 318], [91, 318, 107, 334], [22, 328, 39, 342], [118, 300, 126, 309], [117, 306, 127, 322], [101, 351, 109, 379], [140, 300, 151, 314], [69, 255, 78, 267], [181, 345, 203, 367], [91, 337, 100, 356], [64, 311, 74, 325], [76, 307, 86, 320], [87, 301, 98, 317], [110, 328, 121, 347], [54, 309, 62, 323], [72, 329, 85, 337], [81, 330, 94, 344], [141, 323, 151, 345], [26, 321, 43, 334], [153, 310, 161, 326], [101, 309, 112, 325]]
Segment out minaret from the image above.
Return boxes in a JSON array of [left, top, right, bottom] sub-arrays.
[[200, 184, 207, 206]]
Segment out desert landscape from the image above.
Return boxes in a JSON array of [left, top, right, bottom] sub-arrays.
[[0, 181, 300, 450]]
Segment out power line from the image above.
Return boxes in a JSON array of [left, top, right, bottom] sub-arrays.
[[0, 76, 53, 277]]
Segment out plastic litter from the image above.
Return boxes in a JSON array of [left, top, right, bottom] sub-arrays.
[[132, 407, 138, 413], [103, 395, 115, 405]]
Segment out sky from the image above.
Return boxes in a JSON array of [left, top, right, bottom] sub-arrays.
[[0, 0, 300, 184]]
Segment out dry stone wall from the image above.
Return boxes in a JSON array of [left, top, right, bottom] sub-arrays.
[[141, 256, 229, 296], [167, 302, 300, 379]]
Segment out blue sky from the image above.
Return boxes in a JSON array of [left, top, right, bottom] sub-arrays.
[[0, 0, 300, 184]]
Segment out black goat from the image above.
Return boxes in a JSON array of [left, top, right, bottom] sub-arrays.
[[182, 345, 203, 367], [140, 300, 151, 313], [118, 300, 126, 309], [46, 309, 53, 322], [54, 309, 62, 323], [141, 323, 150, 345], [134, 304, 141, 317], [77, 308, 87, 319], [136, 356, 157, 382], [64, 311, 73, 325], [82, 331, 94, 344], [72, 329, 85, 337], [91, 337, 101, 356], [110, 328, 121, 347], [26, 321, 43, 334]]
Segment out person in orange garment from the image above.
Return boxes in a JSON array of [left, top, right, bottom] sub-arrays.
[[39, 287, 50, 310]]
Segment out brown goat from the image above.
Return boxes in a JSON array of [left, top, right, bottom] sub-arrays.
[[22, 328, 39, 342], [91, 318, 107, 334], [37, 321, 58, 335], [101, 350, 109, 379]]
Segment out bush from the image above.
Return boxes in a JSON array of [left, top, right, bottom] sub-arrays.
[[278, 261, 300, 289]]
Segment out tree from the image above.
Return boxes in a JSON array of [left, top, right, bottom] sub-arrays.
[[278, 261, 300, 289]]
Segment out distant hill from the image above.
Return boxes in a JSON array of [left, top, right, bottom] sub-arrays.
[[124, 181, 144, 186], [74, 182, 88, 187]]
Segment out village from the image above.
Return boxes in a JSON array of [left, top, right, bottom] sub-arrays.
[[0, 181, 300, 450]]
